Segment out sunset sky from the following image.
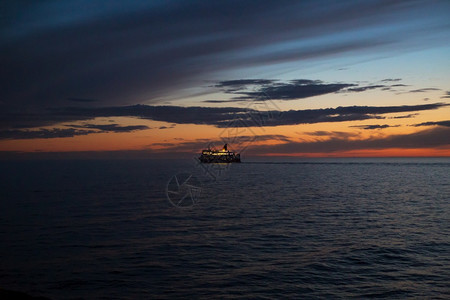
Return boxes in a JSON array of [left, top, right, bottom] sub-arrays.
[[1, 0, 450, 158]]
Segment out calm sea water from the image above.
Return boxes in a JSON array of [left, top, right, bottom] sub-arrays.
[[0, 158, 449, 299]]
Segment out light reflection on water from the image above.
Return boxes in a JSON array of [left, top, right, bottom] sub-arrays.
[[0, 158, 449, 299]]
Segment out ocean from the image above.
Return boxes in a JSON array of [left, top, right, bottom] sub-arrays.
[[0, 158, 449, 299]]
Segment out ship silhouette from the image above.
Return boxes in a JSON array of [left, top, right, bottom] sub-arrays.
[[199, 144, 241, 163]]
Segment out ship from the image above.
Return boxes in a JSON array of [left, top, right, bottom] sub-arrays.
[[199, 144, 241, 163]]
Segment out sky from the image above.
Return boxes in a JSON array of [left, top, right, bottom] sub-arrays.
[[1, 0, 450, 158]]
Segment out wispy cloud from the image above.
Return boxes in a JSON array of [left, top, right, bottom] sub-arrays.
[[350, 124, 400, 130], [0, 128, 95, 140], [2, 1, 449, 110], [211, 79, 355, 101], [0, 103, 448, 138], [381, 78, 402, 82], [65, 123, 150, 132], [441, 91, 450, 99], [259, 103, 447, 127], [409, 88, 441, 93], [235, 81, 355, 100], [412, 120, 450, 128], [208, 78, 418, 102], [389, 113, 419, 119], [345, 85, 386, 93], [149, 127, 450, 155], [214, 79, 276, 89], [304, 131, 360, 138], [248, 127, 450, 154], [1, 103, 447, 134], [0, 123, 150, 140]]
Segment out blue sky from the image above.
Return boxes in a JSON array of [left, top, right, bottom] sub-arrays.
[[1, 0, 449, 157]]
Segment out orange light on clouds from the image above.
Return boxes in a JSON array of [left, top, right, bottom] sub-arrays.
[[261, 148, 450, 158], [1, 103, 449, 157]]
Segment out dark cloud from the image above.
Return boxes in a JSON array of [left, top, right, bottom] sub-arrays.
[[66, 123, 150, 132], [158, 125, 176, 129], [214, 79, 276, 88], [409, 88, 441, 93], [1, 103, 447, 131], [248, 127, 450, 154], [345, 85, 385, 92], [213, 78, 356, 101], [211, 79, 418, 102], [3, 127, 449, 159], [350, 124, 399, 130], [0, 128, 95, 140], [0, 105, 249, 129], [0, 123, 150, 140], [2, 1, 449, 111], [240, 82, 355, 100], [304, 131, 360, 138], [389, 113, 419, 119], [212, 79, 355, 103], [257, 103, 447, 127], [381, 78, 402, 82], [289, 79, 322, 85], [413, 120, 450, 128], [441, 91, 450, 99]]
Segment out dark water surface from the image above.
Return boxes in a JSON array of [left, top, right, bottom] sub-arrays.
[[0, 158, 449, 299]]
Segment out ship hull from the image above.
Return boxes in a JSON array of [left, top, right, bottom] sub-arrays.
[[199, 155, 241, 163]]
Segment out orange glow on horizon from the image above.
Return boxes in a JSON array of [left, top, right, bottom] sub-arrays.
[[1, 107, 449, 157], [259, 148, 450, 157]]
